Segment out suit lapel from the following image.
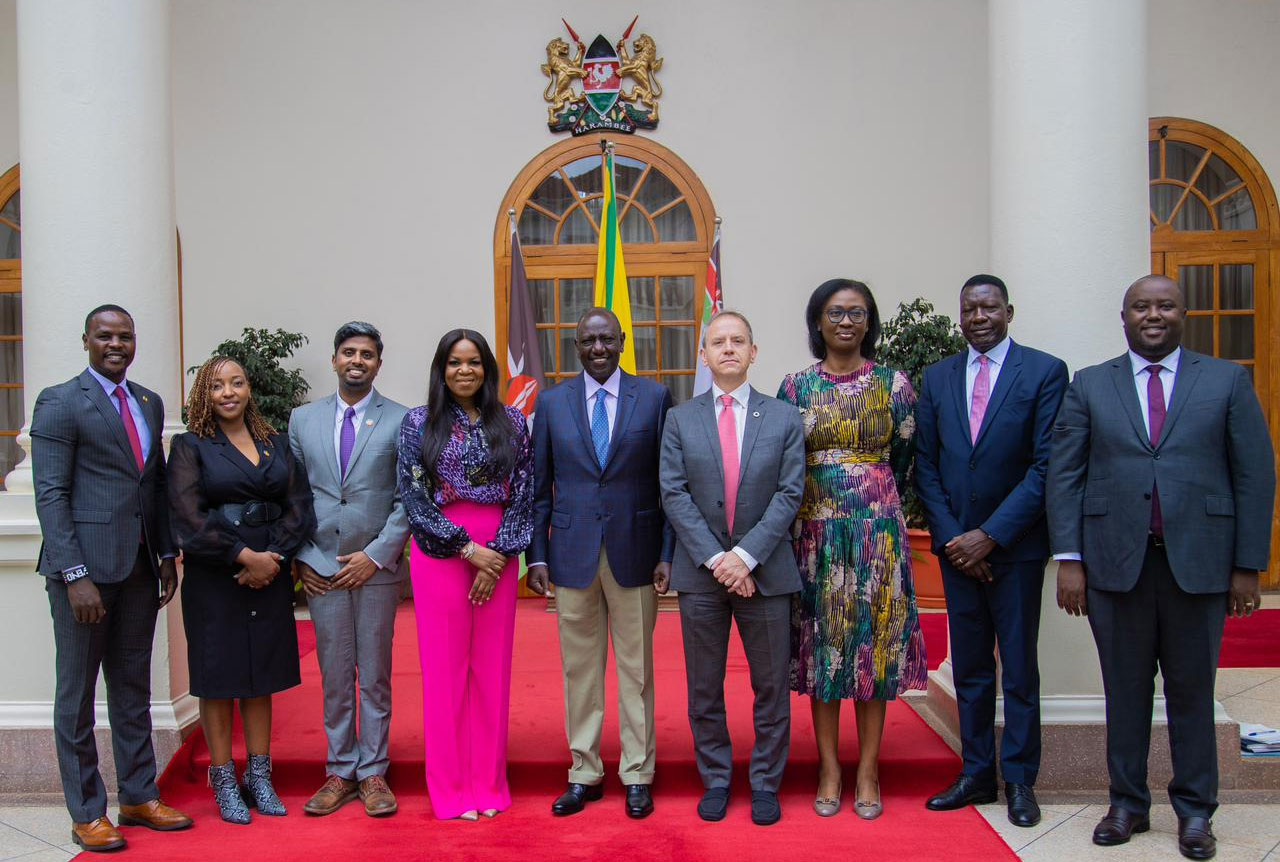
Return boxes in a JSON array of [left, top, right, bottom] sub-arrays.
[[603, 373, 638, 471], [694, 390, 725, 482], [1159, 350, 1202, 447], [136, 384, 163, 471], [1108, 355, 1151, 448], [974, 342, 1023, 447], [314, 394, 342, 488], [948, 353, 970, 448], [342, 389, 382, 481], [566, 374, 599, 472], [736, 387, 764, 480], [80, 370, 140, 469], [214, 427, 261, 483]]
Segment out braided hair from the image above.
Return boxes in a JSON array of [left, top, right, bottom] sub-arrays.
[[186, 356, 276, 442]]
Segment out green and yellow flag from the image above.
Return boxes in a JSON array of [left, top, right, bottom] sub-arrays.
[[594, 148, 636, 374]]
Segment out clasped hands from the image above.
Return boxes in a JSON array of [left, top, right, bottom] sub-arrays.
[[944, 529, 997, 583], [235, 547, 284, 589], [295, 551, 382, 598], [711, 550, 756, 598], [465, 544, 507, 605]]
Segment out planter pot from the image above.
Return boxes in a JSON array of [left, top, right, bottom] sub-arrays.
[[908, 528, 947, 610]]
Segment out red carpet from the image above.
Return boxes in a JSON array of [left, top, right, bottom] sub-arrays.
[[1220, 608, 1280, 668], [919, 610, 947, 671], [94, 602, 1014, 861]]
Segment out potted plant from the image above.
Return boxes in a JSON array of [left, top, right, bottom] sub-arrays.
[[878, 298, 967, 610]]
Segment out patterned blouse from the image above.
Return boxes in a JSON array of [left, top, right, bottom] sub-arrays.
[[396, 402, 534, 558]]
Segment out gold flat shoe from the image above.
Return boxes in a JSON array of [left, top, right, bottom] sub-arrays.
[[813, 781, 842, 817], [457, 809, 480, 821]]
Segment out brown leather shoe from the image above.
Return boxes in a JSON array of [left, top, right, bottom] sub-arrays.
[[71, 816, 126, 852], [304, 774, 359, 816], [1092, 805, 1151, 846], [118, 798, 194, 831], [359, 775, 398, 816]]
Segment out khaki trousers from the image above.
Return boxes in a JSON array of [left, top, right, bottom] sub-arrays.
[[555, 548, 658, 785]]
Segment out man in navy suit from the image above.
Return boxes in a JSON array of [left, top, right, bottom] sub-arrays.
[[527, 307, 674, 820], [914, 275, 1068, 827]]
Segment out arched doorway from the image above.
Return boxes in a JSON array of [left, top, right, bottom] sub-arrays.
[[1148, 118, 1280, 587], [493, 136, 716, 404]]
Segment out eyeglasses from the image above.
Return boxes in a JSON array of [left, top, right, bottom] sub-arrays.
[[825, 307, 868, 324]]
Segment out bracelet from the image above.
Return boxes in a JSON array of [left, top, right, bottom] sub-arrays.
[[460, 541, 477, 560], [62, 565, 90, 585]]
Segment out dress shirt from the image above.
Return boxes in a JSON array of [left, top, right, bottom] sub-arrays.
[[965, 336, 1012, 411], [331, 389, 388, 570], [87, 366, 151, 463], [705, 380, 758, 572], [1053, 347, 1181, 562], [583, 367, 622, 435]]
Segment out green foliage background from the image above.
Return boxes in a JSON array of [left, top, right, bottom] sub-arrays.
[[186, 328, 310, 432]]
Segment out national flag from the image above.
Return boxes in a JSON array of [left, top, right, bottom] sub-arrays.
[[692, 221, 723, 396], [505, 213, 545, 426], [593, 148, 636, 374]]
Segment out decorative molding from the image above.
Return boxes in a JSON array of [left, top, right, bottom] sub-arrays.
[[0, 694, 199, 731]]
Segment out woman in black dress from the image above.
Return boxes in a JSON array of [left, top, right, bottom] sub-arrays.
[[168, 356, 316, 824]]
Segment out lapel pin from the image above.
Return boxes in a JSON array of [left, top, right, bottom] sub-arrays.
[[366, 419, 374, 426], [752, 411, 761, 418], [142, 395, 148, 403]]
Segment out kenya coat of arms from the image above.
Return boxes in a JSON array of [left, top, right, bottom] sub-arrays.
[[541, 17, 662, 136]]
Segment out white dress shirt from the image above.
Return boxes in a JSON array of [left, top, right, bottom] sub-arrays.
[[705, 381, 758, 572], [583, 367, 622, 436], [965, 336, 1012, 411], [1053, 347, 1181, 561], [87, 366, 151, 462], [333, 389, 374, 467]]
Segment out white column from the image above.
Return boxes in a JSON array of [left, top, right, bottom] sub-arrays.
[[0, 0, 190, 766], [988, 0, 1149, 713]]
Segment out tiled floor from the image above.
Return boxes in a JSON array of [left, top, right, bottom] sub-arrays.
[[5, 667, 1280, 861]]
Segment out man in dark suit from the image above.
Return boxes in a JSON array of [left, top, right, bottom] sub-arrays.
[[32, 305, 193, 852], [527, 307, 673, 820], [1048, 275, 1275, 860], [915, 274, 1067, 827], [659, 311, 804, 826]]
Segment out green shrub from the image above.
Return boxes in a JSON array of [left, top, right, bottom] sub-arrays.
[[187, 328, 310, 432]]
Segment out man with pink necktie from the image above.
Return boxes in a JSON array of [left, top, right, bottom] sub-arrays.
[[659, 311, 805, 827], [914, 275, 1067, 827]]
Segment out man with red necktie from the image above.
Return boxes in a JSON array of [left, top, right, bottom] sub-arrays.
[[659, 310, 805, 827], [1048, 275, 1275, 860], [32, 305, 192, 852]]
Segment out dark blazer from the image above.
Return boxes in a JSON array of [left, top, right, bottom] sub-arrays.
[[531, 371, 675, 589], [1047, 349, 1275, 593], [915, 340, 1068, 562], [659, 386, 805, 596], [31, 369, 174, 582]]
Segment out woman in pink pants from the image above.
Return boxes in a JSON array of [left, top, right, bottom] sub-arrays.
[[396, 329, 533, 820]]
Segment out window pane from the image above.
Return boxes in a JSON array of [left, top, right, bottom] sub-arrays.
[[614, 156, 646, 196], [1217, 189, 1257, 230], [559, 278, 593, 324], [559, 207, 596, 245], [1219, 265, 1254, 310], [584, 197, 603, 227], [537, 328, 556, 374], [630, 277, 656, 321], [661, 325, 695, 370], [654, 200, 696, 241], [620, 206, 654, 243], [0, 435, 21, 490], [529, 173, 574, 216], [0, 190, 18, 259], [663, 374, 693, 404], [1194, 154, 1243, 202], [660, 276, 695, 320], [632, 325, 657, 371], [559, 329, 582, 373], [0, 294, 20, 333], [1178, 266, 1214, 310], [0, 342, 22, 385], [563, 156, 602, 197], [0, 388, 20, 433], [1183, 315, 1213, 353], [530, 279, 555, 324], [1148, 141, 1159, 181], [518, 207, 556, 246], [1150, 183, 1181, 223], [1219, 315, 1254, 360], [1172, 194, 1212, 230], [1164, 141, 1206, 183], [634, 167, 680, 213]]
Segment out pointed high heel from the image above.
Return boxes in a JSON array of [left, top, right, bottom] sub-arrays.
[[209, 761, 251, 825], [457, 809, 480, 821], [242, 753, 287, 816]]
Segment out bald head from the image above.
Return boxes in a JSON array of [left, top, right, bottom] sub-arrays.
[[1122, 273, 1186, 362]]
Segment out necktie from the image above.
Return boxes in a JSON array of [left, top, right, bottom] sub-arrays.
[[113, 385, 145, 473], [719, 394, 740, 534], [339, 406, 357, 480], [1147, 365, 1166, 536], [591, 390, 610, 468], [969, 354, 990, 444]]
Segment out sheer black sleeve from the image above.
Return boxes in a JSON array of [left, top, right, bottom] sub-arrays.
[[167, 433, 248, 565], [267, 434, 317, 558]]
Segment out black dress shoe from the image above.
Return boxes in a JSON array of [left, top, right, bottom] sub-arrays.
[[551, 782, 603, 816], [1092, 805, 1150, 846], [750, 790, 781, 826], [1177, 816, 1216, 860], [625, 785, 653, 819], [1005, 783, 1041, 827], [697, 787, 730, 822], [925, 774, 998, 811]]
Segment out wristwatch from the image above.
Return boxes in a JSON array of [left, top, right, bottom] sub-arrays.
[[62, 564, 90, 585], [460, 541, 477, 560]]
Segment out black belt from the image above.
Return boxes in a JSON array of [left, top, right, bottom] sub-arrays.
[[218, 501, 282, 527]]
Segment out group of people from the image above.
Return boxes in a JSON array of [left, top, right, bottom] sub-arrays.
[[34, 270, 1273, 860]]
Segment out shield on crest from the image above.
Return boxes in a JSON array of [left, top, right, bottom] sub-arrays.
[[583, 34, 621, 117]]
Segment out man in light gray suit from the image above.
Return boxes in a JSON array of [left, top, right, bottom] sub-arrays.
[[659, 311, 805, 827], [289, 322, 410, 818], [1048, 275, 1275, 860]]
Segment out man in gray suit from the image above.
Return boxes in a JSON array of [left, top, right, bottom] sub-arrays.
[[1048, 275, 1275, 860], [289, 322, 410, 818], [659, 311, 805, 827], [33, 305, 193, 852]]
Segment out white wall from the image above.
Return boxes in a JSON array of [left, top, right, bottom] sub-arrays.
[[171, 0, 990, 402]]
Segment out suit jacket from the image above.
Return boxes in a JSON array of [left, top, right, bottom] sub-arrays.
[[914, 340, 1068, 563], [530, 371, 675, 589], [659, 386, 805, 596], [31, 369, 174, 583], [288, 389, 410, 585], [1047, 349, 1275, 593]]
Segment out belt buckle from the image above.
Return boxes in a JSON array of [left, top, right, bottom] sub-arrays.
[[242, 501, 267, 526]]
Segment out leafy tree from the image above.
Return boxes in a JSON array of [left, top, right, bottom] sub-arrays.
[[187, 328, 310, 432]]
